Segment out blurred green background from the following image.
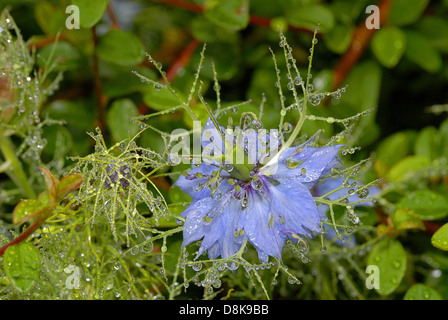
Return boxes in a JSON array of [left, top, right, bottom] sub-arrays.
[[2, 0, 447, 158]]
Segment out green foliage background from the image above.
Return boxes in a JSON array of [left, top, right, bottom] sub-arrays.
[[0, 0, 448, 300]]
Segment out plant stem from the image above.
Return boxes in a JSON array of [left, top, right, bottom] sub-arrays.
[[165, 38, 199, 83], [155, 0, 314, 35], [0, 135, 36, 199], [0, 213, 48, 256], [332, 0, 393, 89]]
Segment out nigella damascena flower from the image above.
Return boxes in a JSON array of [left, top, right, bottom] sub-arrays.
[[104, 162, 131, 189], [175, 118, 343, 263]]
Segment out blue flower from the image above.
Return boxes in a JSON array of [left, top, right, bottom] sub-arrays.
[[175, 118, 343, 263]]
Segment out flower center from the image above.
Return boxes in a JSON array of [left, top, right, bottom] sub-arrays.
[[225, 162, 254, 181]]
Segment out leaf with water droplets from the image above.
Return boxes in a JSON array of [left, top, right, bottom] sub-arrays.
[[374, 131, 414, 177], [40, 166, 58, 203], [386, 155, 430, 182], [3, 243, 40, 293], [392, 207, 425, 231], [57, 173, 83, 201], [397, 189, 448, 221], [367, 237, 407, 296], [142, 84, 182, 111], [12, 199, 49, 225], [431, 222, 448, 251], [404, 284, 442, 300]]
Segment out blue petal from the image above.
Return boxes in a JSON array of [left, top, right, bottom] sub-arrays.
[[198, 197, 245, 259], [240, 189, 285, 262], [180, 184, 245, 259], [214, 199, 247, 259], [175, 162, 232, 199], [174, 163, 217, 199], [261, 144, 342, 188], [264, 179, 322, 238]]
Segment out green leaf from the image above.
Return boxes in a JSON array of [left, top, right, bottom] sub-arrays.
[[103, 67, 157, 98], [374, 131, 415, 177], [324, 24, 354, 54], [42, 125, 74, 159], [389, 0, 429, 26], [97, 30, 145, 66], [386, 155, 430, 182], [329, 60, 381, 147], [40, 166, 59, 202], [169, 185, 193, 204], [371, 26, 406, 68], [3, 243, 40, 293], [286, 4, 334, 32], [34, 1, 66, 35], [44, 100, 95, 131], [57, 174, 83, 200], [422, 251, 448, 270], [414, 126, 441, 160], [367, 237, 407, 296], [392, 207, 425, 231], [417, 17, 448, 53], [432, 223, 448, 251], [72, 0, 108, 28], [12, 199, 49, 225], [439, 118, 448, 157], [191, 42, 240, 81], [397, 190, 448, 221], [106, 99, 139, 142], [142, 85, 182, 111], [43, 100, 95, 156], [37, 41, 81, 71], [204, 0, 250, 31], [190, 16, 239, 43], [404, 31, 442, 73], [404, 284, 442, 300]]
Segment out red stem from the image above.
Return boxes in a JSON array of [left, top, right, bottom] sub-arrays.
[[106, 2, 121, 29], [0, 215, 47, 256], [155, 0, 314, 34], [164, 38, 200, 83], [332, 0, 393, 90], [155, 0, 203, 13]]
